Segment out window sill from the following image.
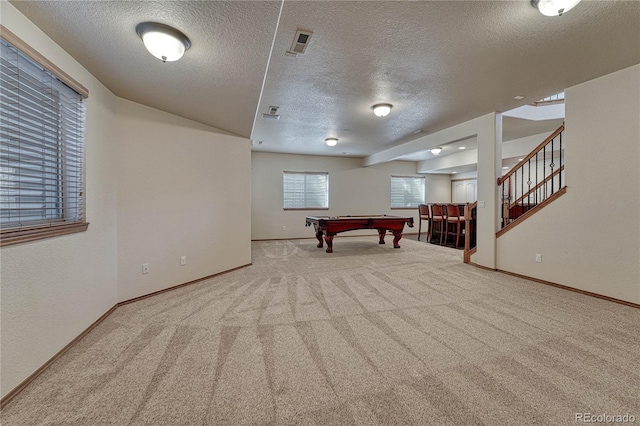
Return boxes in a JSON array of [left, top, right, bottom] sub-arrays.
[[283, 208, 330, 211], [1, 222, 89, 247]]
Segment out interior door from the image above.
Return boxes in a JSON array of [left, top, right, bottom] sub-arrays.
[[452, 181, 466, 203], [465, 181, 477, 202], [451, 179, 477, 203]]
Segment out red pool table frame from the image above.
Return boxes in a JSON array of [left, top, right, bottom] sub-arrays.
[[305, 215, 414, 253]]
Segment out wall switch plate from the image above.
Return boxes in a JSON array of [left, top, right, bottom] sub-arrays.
[[180, 256, 186, 266], [282, 226, 286, 231], [142, 263, 150, 274], [478, 201, 486, 208], [535, 254, 542, 263]]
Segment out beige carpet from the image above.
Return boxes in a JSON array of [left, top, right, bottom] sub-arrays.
[[2, 237, 639, 425]]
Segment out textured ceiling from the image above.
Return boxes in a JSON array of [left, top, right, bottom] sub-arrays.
[[252, 0, 640, 157], [10, 0, 640, 159], [10, 1, 283, 138]]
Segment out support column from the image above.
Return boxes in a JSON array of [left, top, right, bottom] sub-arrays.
[[475, 113, 502, 269]]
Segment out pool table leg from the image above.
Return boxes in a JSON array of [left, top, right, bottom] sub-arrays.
[[315, 230, 324, 248], [392, 230, 403, 248], [378, 229, 386, 244], [324, 235, 334, 253]]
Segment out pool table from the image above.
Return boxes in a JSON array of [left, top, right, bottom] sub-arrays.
[[305, 215, 414, 253]]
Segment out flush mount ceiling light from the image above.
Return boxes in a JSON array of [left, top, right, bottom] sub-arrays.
[[531, 0, 582, 16], [430, 147, 443, 155], [458, 146, 466, 150], [136, 22, 191, 62], [372, 103, 392, 117], [325, 138, 338, 147]]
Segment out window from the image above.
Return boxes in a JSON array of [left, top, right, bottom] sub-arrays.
[[283, 171, 329, 209], [532, 91, 564, 106], [390, 175, 425, 208], [1, 31, 88, 246]]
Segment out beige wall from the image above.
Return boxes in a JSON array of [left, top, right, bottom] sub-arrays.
[[0, 2, 253, 398], [251, 153, 450, 240], [497, 64, 640, 304], [116, 99, 251, 301], [0, 2, 119, 397], [425, 174, 452, 204], [475, 113, 502, 269]]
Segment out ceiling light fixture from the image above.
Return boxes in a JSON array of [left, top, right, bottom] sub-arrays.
[[531, 0, 582, 16], [430, 147, 443, 155], [458, 146, 466, 150], [325, 138, 338, 147], [372, 103, 392, 117], [136, 22, 191, 62]]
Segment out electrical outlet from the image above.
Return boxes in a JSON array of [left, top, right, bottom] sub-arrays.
[[142, 263, 150, 274], [282, 225, 286, 231], [535, 254, 542, 263], [180, 256, 186, 266]]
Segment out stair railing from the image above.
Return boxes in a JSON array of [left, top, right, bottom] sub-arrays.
[[497, 124, 565, 229], [463, 201, 477, 264]]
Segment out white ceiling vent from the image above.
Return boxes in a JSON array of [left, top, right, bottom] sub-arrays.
[[262, 106, 280, 120], [286, 30, 312, 56]]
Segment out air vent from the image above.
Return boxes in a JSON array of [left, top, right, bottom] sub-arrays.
[[262, 105, 280, 120], [286, 30, 312, 56]]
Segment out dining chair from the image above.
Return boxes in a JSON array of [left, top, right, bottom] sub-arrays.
[[417, 204, 431, 242], [445, 204, 463, 248], [430, 204, 446, 245]]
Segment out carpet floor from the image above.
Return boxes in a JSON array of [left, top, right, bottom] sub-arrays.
[[2, 237, 639, 425]]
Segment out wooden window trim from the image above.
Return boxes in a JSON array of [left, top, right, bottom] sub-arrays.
[[0, 25, 88, 98], [1, 27, 89, 247], [1, 222, 89, 247]]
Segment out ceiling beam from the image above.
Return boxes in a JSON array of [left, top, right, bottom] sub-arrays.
[[361, 115, 490, 167]]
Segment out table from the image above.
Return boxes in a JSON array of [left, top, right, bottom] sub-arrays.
[[305, 215, 414, 253]]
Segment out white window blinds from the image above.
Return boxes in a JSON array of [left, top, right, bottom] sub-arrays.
[[0, 38, 86, 230], [283, 171, 329, 209], [390, 176, 425, 208]]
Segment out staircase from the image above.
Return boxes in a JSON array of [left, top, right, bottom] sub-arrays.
[[497, 124, 566, 236], [463, 124, 567, 263]]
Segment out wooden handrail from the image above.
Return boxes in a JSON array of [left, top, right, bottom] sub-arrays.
[[509, 165, 564, 208], [463, 201, 478, 264], [497, 123, 564, 186], [464, 201, 477, 221], [497, 187, 567, 238]]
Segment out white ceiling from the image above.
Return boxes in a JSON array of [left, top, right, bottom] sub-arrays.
[[397, 116, 565, 162], [10, 0, 640, 161]]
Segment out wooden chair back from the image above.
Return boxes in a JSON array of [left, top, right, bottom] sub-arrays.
[[431, 204, 444, 218], [446, 204, 461, 219], [418, 204, 430, 219]]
